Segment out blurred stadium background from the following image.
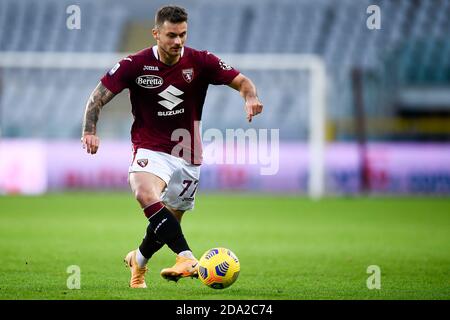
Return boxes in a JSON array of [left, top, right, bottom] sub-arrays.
[[0, 0, 449, 300], [0, 0, 450, 195]]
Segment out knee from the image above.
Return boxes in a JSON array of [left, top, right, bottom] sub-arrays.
[[134, 188, 160, 207]]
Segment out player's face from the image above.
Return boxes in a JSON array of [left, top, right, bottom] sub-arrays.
[[153, 21, 187, 58]]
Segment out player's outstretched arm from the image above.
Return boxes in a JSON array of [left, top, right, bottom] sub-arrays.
[[228, 73, 263, 123], [81, 82, 115, 154]]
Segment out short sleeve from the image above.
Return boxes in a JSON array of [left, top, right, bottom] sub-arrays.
[[203, 52, 240, 85], [100, 56, 134, 94]]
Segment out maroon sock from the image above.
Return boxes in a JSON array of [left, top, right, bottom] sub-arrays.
[[143, 201, 165, 218]]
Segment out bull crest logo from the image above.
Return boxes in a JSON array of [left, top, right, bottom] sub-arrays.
[[182, 68, 194, 83], [137, 159, 148, 168]]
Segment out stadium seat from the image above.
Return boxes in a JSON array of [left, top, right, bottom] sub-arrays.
[[0, 0, 449, 139]]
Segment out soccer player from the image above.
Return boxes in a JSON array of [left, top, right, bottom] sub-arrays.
[[81, 5, 263, 288]]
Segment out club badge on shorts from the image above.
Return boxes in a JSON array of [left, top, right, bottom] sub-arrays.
[[182, 68, 194, 83], [137, 159, 148, 168]]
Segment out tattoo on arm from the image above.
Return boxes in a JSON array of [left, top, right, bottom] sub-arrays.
[[82, 82, 115, 135]]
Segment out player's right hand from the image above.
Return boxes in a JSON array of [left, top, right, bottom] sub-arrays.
[[245, 96, 263, 123], [81, 133, 100, 154]]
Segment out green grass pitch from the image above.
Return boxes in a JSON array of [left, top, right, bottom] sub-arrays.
[[0, 193, 449, 300]]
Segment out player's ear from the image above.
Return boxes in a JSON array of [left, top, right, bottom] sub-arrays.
[[152, 27, 159, 41]]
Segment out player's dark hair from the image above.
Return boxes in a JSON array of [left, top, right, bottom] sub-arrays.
[[155, 5, 188, 27]]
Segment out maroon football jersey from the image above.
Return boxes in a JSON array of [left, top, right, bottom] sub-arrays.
[[101, 46, 240, 165]]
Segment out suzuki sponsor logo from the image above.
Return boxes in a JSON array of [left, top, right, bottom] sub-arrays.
[[158, 109, 185, 116], [158, 85, 183, 108], [136, 75, 163, 88], [157, 85, 185, 116]]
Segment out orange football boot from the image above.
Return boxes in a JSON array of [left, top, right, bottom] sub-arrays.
[[160, 255, 199, 282], [124, 250, 148, 288]]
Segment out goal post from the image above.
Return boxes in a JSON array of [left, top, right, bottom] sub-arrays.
[[223, 54, 327, 200], [0, 52, 327, 198]]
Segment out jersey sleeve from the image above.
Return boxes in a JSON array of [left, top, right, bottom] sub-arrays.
[[202, 51, 240, 85], [100, 56, 134, 94]]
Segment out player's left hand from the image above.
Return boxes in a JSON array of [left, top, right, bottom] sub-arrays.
[[81, 133, 100, 155], [245, 97, 263, 123]]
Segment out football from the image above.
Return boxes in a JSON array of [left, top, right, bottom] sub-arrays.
[[198, 247, 240, 289]]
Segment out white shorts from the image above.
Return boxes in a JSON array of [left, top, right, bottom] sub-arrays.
[[128, 148, 201, 211]]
